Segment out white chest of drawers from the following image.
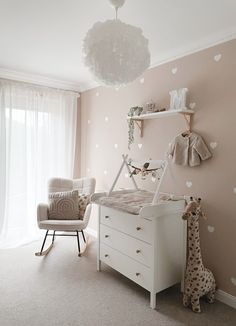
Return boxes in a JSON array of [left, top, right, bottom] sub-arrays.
[[94, 199, 186, 309]]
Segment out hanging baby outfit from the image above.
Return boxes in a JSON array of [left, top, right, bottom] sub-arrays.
[[168, 132, 212, 167]]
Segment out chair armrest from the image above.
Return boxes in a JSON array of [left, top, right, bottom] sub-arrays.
[[81, 204, 92, 229], [37, 203, 49, 225]]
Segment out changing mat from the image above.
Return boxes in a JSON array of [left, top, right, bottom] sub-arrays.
[[92, 189, 180, 215]]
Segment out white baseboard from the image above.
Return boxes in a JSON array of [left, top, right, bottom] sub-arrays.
[[86, 227, 97, 239], [216, 289, 236, 309]]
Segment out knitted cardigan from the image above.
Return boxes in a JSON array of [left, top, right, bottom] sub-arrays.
[[168, 132, 212, 167]]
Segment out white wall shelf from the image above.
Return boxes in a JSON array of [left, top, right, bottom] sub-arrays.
[[127, 109, 194, 137]]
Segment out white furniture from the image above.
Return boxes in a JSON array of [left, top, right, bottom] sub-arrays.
[[127, 109, 194, 137], [92, 192, 186, 309], [36, 177, 96, 257]]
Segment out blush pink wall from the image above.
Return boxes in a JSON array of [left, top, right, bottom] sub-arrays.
[[80, 39, 236, 297]]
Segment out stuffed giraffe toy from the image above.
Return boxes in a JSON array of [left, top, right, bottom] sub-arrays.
[[182, 197, 216, 313]]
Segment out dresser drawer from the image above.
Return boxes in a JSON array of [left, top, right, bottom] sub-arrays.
[[100, 243, 151, 291], [100, 206, 152, 244], [100, 224, 152, 267]]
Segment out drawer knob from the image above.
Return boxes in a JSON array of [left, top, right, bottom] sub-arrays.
[[105, 215, 109, 219], [105, 254, 109, 258], [105, 235, 109, 238], [136, 250, 141, 254], [136, 273, 140, 277], [136, 227, 141, 231]]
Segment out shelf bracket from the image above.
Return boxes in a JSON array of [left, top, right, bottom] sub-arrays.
[[134, 120, 143, 137], [182, 113, 192, 132]]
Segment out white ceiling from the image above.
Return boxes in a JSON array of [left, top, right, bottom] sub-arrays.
[[0, 0, 235, 92]]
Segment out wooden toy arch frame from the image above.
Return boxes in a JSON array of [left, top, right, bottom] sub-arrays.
[[108, 154, 168, 204]]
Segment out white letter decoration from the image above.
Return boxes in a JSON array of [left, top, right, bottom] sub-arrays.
[[169, 88, 188, 111]]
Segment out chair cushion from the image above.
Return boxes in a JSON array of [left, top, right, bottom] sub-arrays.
[[38, 219, 86, 231], [48, 190, 79, 220]]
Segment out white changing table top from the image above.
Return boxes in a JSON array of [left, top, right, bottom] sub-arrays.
[[91, 189, 187, 218]]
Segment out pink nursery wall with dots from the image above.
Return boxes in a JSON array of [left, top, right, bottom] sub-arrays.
[[80, 39, 236, 297]]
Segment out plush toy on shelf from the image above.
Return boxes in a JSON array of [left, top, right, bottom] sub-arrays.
[[182, 197, 216, 313]]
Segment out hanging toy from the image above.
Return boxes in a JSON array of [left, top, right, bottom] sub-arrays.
[[128, 159, 164, 180]]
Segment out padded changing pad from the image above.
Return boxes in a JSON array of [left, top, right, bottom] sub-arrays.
[[92, 189, 178, 215]]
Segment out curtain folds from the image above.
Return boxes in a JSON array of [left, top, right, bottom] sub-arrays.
[[0, 80, 78, 248]]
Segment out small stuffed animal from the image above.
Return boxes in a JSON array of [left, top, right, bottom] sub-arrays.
[[182, 197, 216, 313]]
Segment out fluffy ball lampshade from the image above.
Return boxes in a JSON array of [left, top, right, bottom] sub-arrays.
[[83, 19, 150, 86]]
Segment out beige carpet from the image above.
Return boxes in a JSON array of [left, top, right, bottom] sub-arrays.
[[0, 236, 235, 326]]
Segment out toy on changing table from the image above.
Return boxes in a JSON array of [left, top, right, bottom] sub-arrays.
[[182, 197, 216, 313]]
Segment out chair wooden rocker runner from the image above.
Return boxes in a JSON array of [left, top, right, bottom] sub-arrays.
[[36, 177, 96, 257]]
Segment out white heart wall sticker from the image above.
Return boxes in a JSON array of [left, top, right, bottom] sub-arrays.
[[210, 142, 218, 149], [138, 144, 143, 149], [172, 67, 178, 74], [214, 54, 222, 62], [186, 181, 192, 188], [124, 173, 129, 178], [114, 144, 118, 149], [189, 102, 196, 109], [231, 277, 236, 286], [233, 188, 236, 194], [207, 225, 215, 233], [151, 177, 156, 183], [140, 78, 145, 84]]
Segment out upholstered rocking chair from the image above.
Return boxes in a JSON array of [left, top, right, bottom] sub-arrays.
[[36, 177, 96, 257]]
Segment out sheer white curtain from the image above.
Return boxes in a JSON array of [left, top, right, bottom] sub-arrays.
[[0, 79, 78, 248]]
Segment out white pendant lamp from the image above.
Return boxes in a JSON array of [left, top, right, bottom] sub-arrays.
[[83, 0, 150, 87]]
